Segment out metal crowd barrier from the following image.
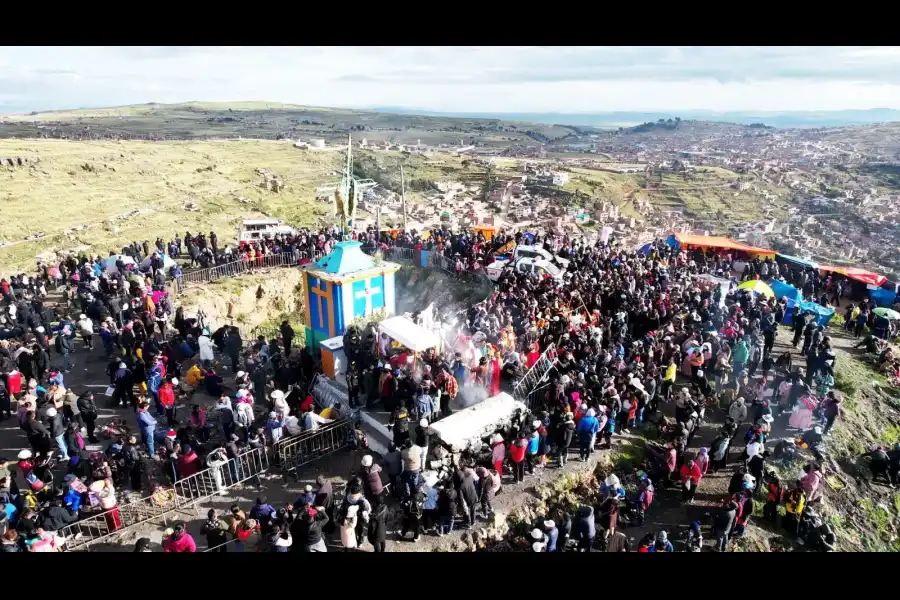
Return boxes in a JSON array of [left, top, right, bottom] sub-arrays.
[[178, 251, 302, 288], [512, 342, 557, 409], [58, 446, 270, 552], [273, 418, 353, 473]]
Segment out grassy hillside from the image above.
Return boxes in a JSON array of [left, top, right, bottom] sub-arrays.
[[0, 102, 581, 147], [0, 138, 341, 272]]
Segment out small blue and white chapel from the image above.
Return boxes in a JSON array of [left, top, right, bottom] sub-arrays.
[[302, 241, 400, 377]]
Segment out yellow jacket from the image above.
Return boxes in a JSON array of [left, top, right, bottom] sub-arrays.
[[664, 363, 677, 382], [185, 365, 203, 386]]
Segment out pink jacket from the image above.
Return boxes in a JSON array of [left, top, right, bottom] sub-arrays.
[[164, 533, 197, 552]]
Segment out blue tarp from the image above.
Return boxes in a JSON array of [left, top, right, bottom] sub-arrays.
[[522, 232, 535, 243], [783, 297, 835, 327], [776, 253, 819, 269], [666, 234, 680, 252], [770, 279, 802, 301], [869, 286, 897, 308], [637, 242, 653, 256]]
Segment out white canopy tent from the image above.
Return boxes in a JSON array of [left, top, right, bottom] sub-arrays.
[[102, 255, 137, 273], [430, 392, 525, 451], [378, 315, 440, 352]]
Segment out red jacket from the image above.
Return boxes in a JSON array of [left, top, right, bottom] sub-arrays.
[[158, 383, 176, 408], [679, 462, 703, 485], [6, 371, 22, 395], [509, 440, 527, 463]]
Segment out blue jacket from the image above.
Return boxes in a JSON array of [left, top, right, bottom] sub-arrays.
[[147, 367, 162, 395], [137, 410, 158, 432], [527, 433, 540, 455], [415, 393, 435, 416], [577, 415, 600, 439]]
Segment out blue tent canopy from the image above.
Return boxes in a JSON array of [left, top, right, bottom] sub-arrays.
[[776, 253, 819, 269], [637, 242, 653, 256], [869, 286, 897, 308], [522, 232, 536, 243], [770, 279, 801, 301], [783, 297, 835, 327], [666, 234, 680, 252]]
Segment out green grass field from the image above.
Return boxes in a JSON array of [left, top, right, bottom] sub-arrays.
[[0, 138, 342, 272]]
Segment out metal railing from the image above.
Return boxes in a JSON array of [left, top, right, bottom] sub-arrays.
[[512, 342, 557, 410], [273, 417, 353, 473], [58, 446, 270, 552], [179, 251, 302, 287]]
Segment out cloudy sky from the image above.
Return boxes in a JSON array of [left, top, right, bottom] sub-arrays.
[[2, 46, 899, 114]]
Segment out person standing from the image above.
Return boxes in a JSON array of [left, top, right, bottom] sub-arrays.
[[77, 314, 94, 351], [509, 433, 527, 484], [280, 321, 295, 359], [201, 509, 230, 552], [136, 402, 158, 458], [367, 502, 388, 552], [163, 523, 197, 552], [714, 501, 738, 552], [56, 327, 75, 373], [158, 377, 178, 427], [123, 435, 143, 492], [45, 407, 68, 461], [576, 408, 599, 461], [556, 412, 575, 467]]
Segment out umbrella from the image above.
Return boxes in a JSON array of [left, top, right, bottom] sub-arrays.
[[736, 280, 775, 298], [873, 307, 900, 320]]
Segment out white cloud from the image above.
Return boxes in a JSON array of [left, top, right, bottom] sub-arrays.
[[2, 46, 900, 113]]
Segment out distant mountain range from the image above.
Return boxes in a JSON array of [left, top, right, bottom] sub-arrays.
[[368, 107, 900, 130]]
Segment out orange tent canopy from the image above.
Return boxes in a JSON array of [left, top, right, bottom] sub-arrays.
[[675, 233, 775, 258], [474, 224, 499, 241]]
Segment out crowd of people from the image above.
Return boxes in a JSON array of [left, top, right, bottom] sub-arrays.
[[327, 228, 898, 551], [1, 221, 897, 552]]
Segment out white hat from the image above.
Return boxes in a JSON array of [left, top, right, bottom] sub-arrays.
[[586, 408, 596, 417], [171, 378, 179, 386], [361, 455, 374, 467], [543, 519, 555, 529], [532, 420, 541, 428], [532, 542, 545, 552], [762, 414, 774, 423], [490, 433, 504, 444], [17, 449, 33, 460], [119, 362, 126, 369], [79, 314, 86, 320], [305, 484, 313, 493], [46, 407, 57, 418], [236, 371, 246, 378], [531, 528, 543, 540], [35, 326, 44, 333], [271, 390, 285, 400], [419, 418, 428, 428]]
